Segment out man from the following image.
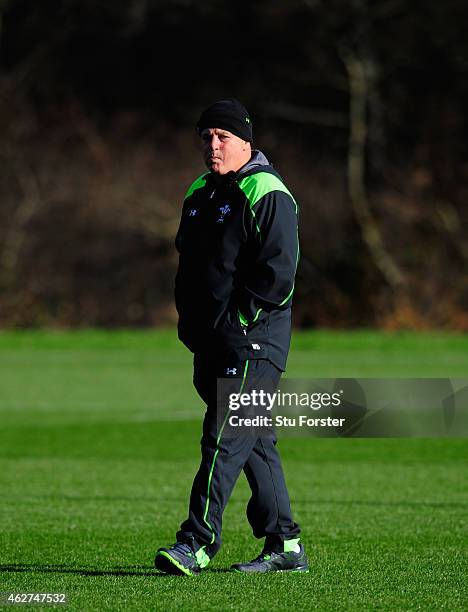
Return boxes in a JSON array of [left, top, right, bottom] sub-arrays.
[[154, 99, 308, 575]]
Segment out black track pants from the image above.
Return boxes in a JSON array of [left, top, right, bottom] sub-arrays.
[[176, 353, 301, 558]]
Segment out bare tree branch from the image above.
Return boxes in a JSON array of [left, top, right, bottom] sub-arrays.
[[342, 48, 405, 290], [0, 154, 44, 288], [435, 199, 468, 262]]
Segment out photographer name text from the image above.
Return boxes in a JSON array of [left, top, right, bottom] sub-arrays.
[[228, 415, 345, 428]]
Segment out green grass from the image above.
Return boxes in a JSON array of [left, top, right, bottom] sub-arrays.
[[0, 329, 467, 611]]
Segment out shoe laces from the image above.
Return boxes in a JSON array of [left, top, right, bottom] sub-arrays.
[[172, 542, 195, 558]]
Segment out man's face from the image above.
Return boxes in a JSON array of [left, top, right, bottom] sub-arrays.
[[200, 128, 251, 175]]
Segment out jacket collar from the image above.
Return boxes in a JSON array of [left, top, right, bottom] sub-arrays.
[[207, 149, 270, 187]]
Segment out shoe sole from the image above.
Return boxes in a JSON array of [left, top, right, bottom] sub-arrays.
[[231, 565, 309, 574], [154, 551, 198, 577]]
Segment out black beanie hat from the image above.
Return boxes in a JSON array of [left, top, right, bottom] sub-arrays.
[[197, 98, 253, 142]]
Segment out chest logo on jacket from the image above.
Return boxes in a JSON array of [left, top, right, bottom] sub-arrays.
[[217, 203, 231, 223], [188, 208, 198, 217]]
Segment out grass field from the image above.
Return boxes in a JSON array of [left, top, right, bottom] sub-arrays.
[[0, 329, 467, 611]]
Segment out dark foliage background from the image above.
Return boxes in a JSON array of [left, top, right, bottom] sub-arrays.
[[1, 0, 467, 329]]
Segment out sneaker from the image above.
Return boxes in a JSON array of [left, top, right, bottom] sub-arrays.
[[231, 542, 309, 574], [154, 541, 210, 576]]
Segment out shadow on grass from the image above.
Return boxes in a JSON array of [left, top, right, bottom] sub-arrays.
[[0, 563, 242, 580], [0, 563, 234, 577], [0, 563, 168, 578]]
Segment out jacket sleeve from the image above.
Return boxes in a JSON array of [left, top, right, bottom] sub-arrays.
[[237, 190, 299, 325]]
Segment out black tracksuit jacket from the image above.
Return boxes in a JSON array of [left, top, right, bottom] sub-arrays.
[[174, 150, 299, 371]]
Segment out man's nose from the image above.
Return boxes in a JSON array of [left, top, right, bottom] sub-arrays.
[[210, 135, 220, 150]]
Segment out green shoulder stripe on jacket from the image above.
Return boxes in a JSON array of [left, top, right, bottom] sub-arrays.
[[184, 173, 209, 200], [238, 172, 297, 213]]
